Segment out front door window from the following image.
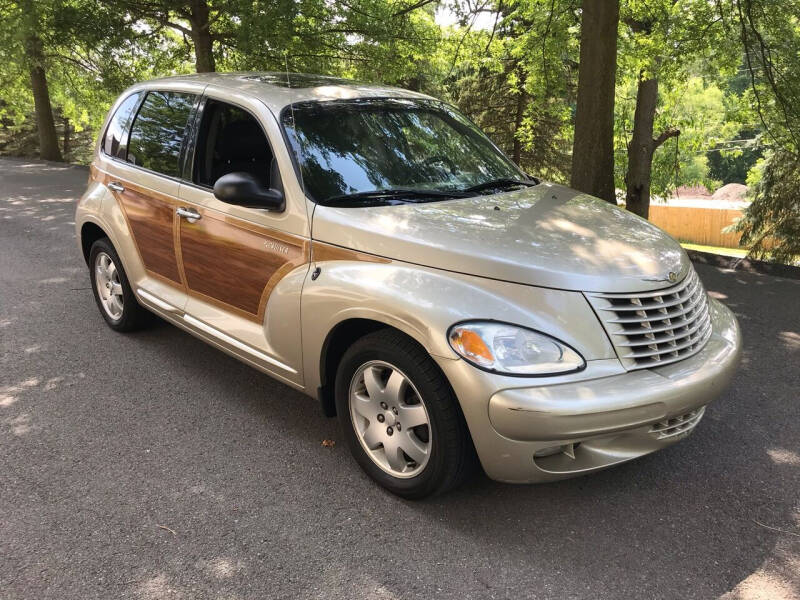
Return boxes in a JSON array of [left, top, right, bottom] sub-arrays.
[[192, 101, 279, 190]]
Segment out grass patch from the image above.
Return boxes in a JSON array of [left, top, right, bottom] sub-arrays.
[[680, 243, 800, 266], [680, 242, 749, 258]]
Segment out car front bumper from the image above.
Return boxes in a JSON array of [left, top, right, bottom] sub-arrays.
[[435, 297, 741, 483]]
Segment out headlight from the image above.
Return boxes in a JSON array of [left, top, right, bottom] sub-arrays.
[[448, 321, 585, 375]]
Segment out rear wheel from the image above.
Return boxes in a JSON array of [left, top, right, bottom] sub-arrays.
[[89, 238, 150, 332], [335, 329, 474, 498]]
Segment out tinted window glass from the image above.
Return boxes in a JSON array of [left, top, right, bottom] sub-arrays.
[[127, 91, 196, 177], [281, 98, 524, 204], [103, 92, 141, 159], [193, 101, 274, 188]]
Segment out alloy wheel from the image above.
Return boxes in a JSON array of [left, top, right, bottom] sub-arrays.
[[94, 251, 124, 320], [348, 360, 432, 478]]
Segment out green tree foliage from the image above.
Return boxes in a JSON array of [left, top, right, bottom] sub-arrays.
[[219, 0, 445, 92], [725, 0, 800, 261], [0, 0, 797, 261], [442, 0, 579, 181], [707, 136, 762, 186], [613, 0, 747, 216], [734, 150, 800, 262], [730, 0, 800, 152], [0, 0, 176, 161], [1, 0, 65, 160], [615, 75, 748, 198]]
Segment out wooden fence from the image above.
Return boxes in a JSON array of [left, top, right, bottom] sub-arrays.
[[649, 205, 743, 248]]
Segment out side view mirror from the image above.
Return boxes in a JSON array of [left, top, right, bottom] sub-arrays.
[[213, 172, 285, 211]]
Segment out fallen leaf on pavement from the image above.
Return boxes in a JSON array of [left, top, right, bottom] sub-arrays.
[[157, 524, 177, 536]]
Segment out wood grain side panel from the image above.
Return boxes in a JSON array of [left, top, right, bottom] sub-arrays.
[[312, 242, 390, 264], [180, 210, 308, 319], [94, 166, 183, 286], [118, 187, 182, 284]]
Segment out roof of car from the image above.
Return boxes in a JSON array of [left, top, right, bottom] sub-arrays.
[[139, 72, 435, 113]]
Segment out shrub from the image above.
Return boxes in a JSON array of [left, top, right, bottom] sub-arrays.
[[734, 150, 800, 263]]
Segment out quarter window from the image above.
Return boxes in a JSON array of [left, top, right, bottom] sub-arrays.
[[102, 92, 142, 159], [127, 91, 196, 177]]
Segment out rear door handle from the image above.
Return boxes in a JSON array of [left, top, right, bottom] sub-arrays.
[[176, 207, 201, 223], [108, 182, 124, 193]]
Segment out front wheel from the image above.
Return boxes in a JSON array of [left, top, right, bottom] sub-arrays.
[[335, 329, 474, 498]]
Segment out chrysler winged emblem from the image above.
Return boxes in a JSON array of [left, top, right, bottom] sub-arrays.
[[643, 269, 682, 283]]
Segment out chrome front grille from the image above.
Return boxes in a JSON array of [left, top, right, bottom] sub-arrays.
[[649, 407, 705, 440], [586, 267, 712, 370]]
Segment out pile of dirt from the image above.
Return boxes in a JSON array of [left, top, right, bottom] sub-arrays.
[[711, 183, 748, 202], [674, 185, 711, 198]]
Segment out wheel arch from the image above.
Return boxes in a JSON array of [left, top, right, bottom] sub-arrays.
[[80, 221, 111, 265], [317, 318, 391, 417], [317, 317, 444, 418]]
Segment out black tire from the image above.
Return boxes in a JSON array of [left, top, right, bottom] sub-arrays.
[[335, 329, 474, 499], [88, 237, 150, 332]]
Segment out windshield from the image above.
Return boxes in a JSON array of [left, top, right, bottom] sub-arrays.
[[281, 98, 528, 205]]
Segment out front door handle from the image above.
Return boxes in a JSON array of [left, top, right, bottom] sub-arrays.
[[176, 207, 202, 223], [108, 181, 124, 193]]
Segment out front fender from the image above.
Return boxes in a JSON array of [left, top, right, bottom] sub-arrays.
[[301, 258, 615, 393]]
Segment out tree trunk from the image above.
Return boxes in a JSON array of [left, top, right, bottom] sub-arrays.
[[189, 0, 215, 73], [625, 77, 659, 219], [24, 13, 62, 162], [625, 75, 680, 219], [570, 0, 619, 203], [63, 117, 70, 157], [512, 84, 526, 165]]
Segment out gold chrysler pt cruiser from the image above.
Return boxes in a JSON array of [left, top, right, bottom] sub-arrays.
[[76, 73, 742, 498]]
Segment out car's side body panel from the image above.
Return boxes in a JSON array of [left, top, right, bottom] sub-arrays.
[[173, 265, 310, 387], [172, 84, 312, 386], [115, 177, 184, 286], [82, 166, 189, 315], [178, 207, 309, 321], [78, 78, 312, 385], [174, 206, 310, 387], [79, 170, 311, 387]]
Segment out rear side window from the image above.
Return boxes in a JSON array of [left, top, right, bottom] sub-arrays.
[[127, 91, 196, 177], [102, 92, 142, 159]]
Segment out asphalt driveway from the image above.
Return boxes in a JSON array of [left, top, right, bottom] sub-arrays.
[[1, 157, 798, 599]]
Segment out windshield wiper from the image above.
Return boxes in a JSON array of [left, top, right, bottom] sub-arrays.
[[462, 178, 539, 194], [322, 188, 469, 206]]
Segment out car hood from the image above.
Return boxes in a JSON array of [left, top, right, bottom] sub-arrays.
[[311, 182, 690, 293]]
